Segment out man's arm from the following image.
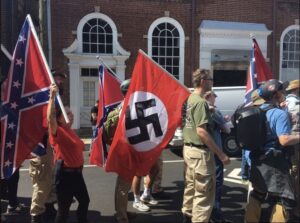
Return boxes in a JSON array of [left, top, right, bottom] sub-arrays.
[[278, 134, 300, 146], [47, 83, 58, 136], [196, 124, 230, 165]]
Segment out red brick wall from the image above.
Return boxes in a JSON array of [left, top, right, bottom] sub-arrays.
[[50, 0, 299, 105]]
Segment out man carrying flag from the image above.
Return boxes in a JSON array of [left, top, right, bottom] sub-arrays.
[[104, 50, 190, 223], [0, 14, 67, 220], [241, 38, 274, 182]]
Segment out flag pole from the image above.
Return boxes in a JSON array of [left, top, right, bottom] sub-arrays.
[[26, 14, 69, 123], [138, 49, 190, 92], [96, 56, 121, 81]]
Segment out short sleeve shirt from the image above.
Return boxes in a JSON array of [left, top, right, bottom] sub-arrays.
[[49, 126, 84, 167], [261, 104, 291, 152], [183, 93, 213, 145]]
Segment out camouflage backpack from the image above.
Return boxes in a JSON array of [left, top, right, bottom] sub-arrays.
[[103, 105, 122, 145]]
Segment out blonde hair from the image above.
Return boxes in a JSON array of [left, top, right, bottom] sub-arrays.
[[192, 69, 210, 88]]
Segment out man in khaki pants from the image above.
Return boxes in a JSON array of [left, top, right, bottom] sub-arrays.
[[30, 70, 66, 223], [181, 69, 230, 223]]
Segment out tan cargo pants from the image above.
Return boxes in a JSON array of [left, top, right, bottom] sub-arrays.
[[29, 150, 56, 216], [114, 175, 132, 223], [182, 146, 216, 223]]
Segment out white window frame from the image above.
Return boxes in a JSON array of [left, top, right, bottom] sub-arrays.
[[77, 12, 118, 54], [147, 17, 185, 83], [63, 12, 130, 129], [279, 24, 300, 81]]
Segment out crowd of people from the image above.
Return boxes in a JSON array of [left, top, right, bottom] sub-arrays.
[[1, 68, 299, 223]]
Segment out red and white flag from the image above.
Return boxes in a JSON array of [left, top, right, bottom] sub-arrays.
[[105, 50, 190, 181], [1, 15, 51, 178], [89, 64, 123, 167]]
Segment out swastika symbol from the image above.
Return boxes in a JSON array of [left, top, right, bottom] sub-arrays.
[[125, 99, 163, 144], [125, 91, 168, 152]]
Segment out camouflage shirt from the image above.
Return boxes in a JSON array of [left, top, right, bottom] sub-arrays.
[[286, 94, 300, 134]]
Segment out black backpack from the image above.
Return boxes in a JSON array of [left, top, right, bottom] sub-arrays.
[[233, 105, 274, 151]]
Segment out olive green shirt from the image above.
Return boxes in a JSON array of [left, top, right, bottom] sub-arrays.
[[183, 93, 213, 145]]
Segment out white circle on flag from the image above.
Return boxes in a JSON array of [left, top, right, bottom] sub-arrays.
[[125, 91, 168, 152]]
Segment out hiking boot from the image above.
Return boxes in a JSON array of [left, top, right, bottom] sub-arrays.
[[132, 201, 150, 212], [140, 194, 158, 205], [6, 203, 26, 214], [31, 214, 43, 223]]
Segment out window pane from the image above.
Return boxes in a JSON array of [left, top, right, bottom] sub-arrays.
[[99, 44, 105, 53], [90, 69, 98, 77], [159, 38, 166, 46], [106, 45, 113, 54], [88, 19, 97, 27], [282, 61, 287, 68], [91, 44, 97, 53], [152, 47, 158, 56], [83, 24, 90, 33], [152, 37, 158, 46], [106, 34, 112, 44], [98, 34, 105, 43], [83, 43, 89, 53], [91, 33, 97, 43]]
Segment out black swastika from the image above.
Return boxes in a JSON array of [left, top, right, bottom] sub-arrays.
[[125, 99, 163, 144]]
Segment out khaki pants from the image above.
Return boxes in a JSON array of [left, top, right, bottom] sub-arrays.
[[30, 150, 56, 216], [115, 175, 132, 223], [182, 146, 216, 223], [290, 147, 300, 217]]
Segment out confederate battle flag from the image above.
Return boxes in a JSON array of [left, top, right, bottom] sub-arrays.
[[89, 64, 123, 167], [244, 38, 273, 105], [1, 15, 51, 179], [105, 50, 190, 181]]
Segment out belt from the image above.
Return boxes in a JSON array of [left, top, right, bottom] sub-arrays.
[[184, 143, 207, 149], [62, 166, 83, 173]]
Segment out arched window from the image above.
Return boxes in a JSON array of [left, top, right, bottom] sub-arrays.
[[280, 25, 300, 81], [148, 17, 185, 82], [282, 29, 299, 69], [82, 18, 113, 54]]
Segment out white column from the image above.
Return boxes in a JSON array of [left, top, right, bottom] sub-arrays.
[[68, 63, 81, 129], [199, 49, 212, 70], [114, 56, 126, 81]]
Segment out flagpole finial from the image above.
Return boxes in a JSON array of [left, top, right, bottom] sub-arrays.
[[250, 33, 256, 39]]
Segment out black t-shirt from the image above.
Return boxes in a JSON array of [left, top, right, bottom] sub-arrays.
[[90, 106, 98, 125]]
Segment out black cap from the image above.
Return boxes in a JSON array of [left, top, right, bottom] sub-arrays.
[[258, 79, 289, 100], [120, 79, 131, 96], [51, 69, 67, 79]]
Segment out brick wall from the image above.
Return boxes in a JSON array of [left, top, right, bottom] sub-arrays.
[[48, 0, 299, 105]]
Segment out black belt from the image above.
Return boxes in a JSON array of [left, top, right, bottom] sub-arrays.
[[184, 143, 207, 149], [62, 166, 83, 173]]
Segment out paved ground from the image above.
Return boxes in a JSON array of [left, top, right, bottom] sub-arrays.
[[1, 144, 250, 223]]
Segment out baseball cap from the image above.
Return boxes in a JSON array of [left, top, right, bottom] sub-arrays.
[[286, 79, 300, 91], [258, 79, 289, 100]]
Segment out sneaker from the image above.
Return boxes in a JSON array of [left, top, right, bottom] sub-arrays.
[[241, 179, 249, 185], [140, 194, 158, 205], [6, 203, 26, 214], [132, 201, 150, 212]]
